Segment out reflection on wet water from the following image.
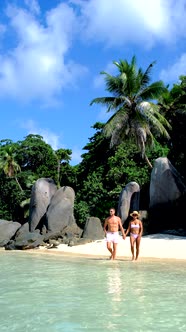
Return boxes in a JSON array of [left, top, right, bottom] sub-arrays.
[[0, 252, 186, 332], [107, 266, 122, 302]]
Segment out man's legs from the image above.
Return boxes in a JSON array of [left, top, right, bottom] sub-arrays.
[[112, 242, 118, 260], [106, 241, 113, 259]]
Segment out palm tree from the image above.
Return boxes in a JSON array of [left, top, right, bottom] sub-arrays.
[[0, 145, 23, 191], [54, 148, 72, 188], [158, 75, 186, 116], [90, 56, 171, 168]]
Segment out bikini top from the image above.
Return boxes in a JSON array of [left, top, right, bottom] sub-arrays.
[[131, 224, 140, 228]]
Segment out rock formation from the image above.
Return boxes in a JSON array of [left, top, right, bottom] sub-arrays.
[[117, 181, 140, 225], [149, 157, 186, 231], [29, 178, 57, 232], [82, 217, 104, 240], [46, 186, 76, 233], [0, 220, 21, 247]]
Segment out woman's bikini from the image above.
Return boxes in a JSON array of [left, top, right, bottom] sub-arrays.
[[130, 223, 140, 239]]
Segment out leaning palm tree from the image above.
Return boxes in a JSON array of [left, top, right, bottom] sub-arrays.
[[90, 56, 171, 168], [0, 146, 23, 191]]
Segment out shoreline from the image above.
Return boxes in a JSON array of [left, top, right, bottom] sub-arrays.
[[1, 233, 186, 261]]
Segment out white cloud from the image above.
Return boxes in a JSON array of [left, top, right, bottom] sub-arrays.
[[21, 119, 82, 165], [0, 2, 87, 103], [160, 53, 186, 83], [21, 119, 61, 150], [1, 0, 185, 104], [71, 147, 82, 165], [74, 0, 186, 47], [24, 0, 40, 15], [38, 130, 60, 151]]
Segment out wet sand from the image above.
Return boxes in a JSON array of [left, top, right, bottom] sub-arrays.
[[33, 233, 186, 261]]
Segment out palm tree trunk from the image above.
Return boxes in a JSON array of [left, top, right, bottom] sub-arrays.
[[139, 136, 153, 169], [144, 154, 153, 168], [57, 160, 61, 189], [15, 176, 23, 192]]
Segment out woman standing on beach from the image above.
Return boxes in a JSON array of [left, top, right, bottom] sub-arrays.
[[125, 211, 143, 261]]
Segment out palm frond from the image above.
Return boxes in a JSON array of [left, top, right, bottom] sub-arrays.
[[131, 55, 137, 68], [113, 59, 131, 73], [90, 96, 115, 106], [90, 96, 131, 113], [176, 107, 186, 114], [90, 56, 170, 168], [152, 106, 172, 130], [140, 61, 156, 88], [138, 102, 171, 139], [104, 109, 129, 146], [139, 81, 166, 100], [113, 58, 139, 96]]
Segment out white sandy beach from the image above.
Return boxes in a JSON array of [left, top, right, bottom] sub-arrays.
[[38, 234, 186, 260]]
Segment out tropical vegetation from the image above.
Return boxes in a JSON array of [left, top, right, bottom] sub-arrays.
[[0, 58, 185, 227], [90, 56, 171, 168]]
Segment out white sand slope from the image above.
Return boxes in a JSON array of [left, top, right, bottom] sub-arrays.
[[39, 234, 186, 260]]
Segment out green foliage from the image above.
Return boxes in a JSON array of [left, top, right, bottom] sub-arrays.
[[75, 124, 169, 225], [0, 135, 75, 222], [74, 200, 90, 225], [0, 173, 25, 222], [17, 134, 57, 180], [0, 143, 23, 191], [0, 65, 185, 230], [91, 56, 170, 168], [54, 148, 72, 188], [159, 76, 186, 180]]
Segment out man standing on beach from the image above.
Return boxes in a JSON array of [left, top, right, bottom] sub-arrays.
[[104, 208, 126, 260]]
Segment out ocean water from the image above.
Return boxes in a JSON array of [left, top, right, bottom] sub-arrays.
[[0, 251, 186, 332]]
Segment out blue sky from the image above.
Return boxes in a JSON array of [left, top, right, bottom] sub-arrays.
[[0, 0, 185, 165]]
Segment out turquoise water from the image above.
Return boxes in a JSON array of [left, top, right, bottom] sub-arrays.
[[0, 252, 186, 332]]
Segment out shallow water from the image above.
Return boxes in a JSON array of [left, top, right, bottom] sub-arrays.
[[0, 251, 186, 332]]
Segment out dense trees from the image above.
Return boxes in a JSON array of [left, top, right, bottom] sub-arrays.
[[0, 124, 169, 225], [0, 59, 185, 227], [54, 148, 72, 188], [0, 143, 23, 192], [74, 123, 169, 224], [0, 135, 74, 222], [158, 76, 186, 178]]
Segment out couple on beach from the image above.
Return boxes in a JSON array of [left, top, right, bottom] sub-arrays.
[[103, 208, 143, 261]]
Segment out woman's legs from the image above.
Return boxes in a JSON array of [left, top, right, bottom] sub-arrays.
[[136, 236, 141, 260], [130, 235, 135, 260]]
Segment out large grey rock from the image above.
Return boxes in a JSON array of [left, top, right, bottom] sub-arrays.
[[46, 186, 76, 232], [29, 178, 57, 232], [61, 223, 83, 238], [82, 217, 104, 240], [117, 182, 140, 225], [150, 157, 186, 207], [43, 224, 83, 242], [0, 220, 21, 247], [149, 157, 186, 231], [139, 210, 149, 235], [13, 222, 44, 249], [14, 222, 30, 239]]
